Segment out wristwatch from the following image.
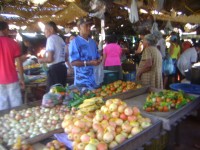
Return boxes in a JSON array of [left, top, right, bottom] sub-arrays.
[[84, 60, 87, 67]]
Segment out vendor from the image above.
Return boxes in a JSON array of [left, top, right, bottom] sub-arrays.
[[38, 21, 67, 92], [68, 17, 101, 90], [21, 38, 40, 67]]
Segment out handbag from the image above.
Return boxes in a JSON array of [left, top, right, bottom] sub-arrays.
[[94, 62, 104, 85], [162, 56, 175, 75]]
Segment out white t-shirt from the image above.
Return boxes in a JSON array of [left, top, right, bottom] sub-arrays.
[[46, 34, 66, 65], [156, 38, 166, 58], [177, 47, 197, 75]]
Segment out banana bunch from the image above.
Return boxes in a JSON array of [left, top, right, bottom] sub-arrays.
[[78, 97, 104, 113]]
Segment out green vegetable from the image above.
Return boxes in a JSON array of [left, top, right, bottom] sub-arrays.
[[69, 98, 84, 107]]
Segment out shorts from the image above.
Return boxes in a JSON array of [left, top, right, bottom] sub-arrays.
[[0, 82, 22, 111], [47, 62, 67, 92]]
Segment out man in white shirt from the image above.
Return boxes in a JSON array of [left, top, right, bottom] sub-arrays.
[[39, 21, 67, 91], [177, 42, 200, 76]]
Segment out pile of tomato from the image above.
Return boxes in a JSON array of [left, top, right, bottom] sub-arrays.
[[92, 80, 142, 97], [143, 90, 195, 112]]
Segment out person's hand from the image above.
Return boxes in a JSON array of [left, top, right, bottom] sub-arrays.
[[68, 68, 74, 76], [90, 60, 101, 66], [136, 72, 142, 80]]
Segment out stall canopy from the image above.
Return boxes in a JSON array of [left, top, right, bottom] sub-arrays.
[[0, 0, 200, 34]]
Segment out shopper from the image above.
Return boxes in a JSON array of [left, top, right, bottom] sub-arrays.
[[38, 21, 67, 92], [164, 35, 180, 88], [69, 17, 101, 89], [134, 30, 150, 65], [0, 21, 25, 110], [102, 34, 123, 80], [177, 42, 200, 76], [136, 34, 163, 89]]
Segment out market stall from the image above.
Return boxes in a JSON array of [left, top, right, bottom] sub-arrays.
[[23, 63, 47, 103], [0, 80, 199, 150]]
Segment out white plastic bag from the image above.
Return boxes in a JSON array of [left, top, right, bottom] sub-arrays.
[[151, 22, 159, 33], [155, 0, 164, 11], [129, 0, 139, 23], [164, 21, 173, 35], [94, 62, 104, 85]]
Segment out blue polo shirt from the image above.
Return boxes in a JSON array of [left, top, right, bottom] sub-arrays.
[[69, 36, 100, 89]]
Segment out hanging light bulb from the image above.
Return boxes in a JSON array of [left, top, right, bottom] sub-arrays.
[[31, 0, 47, 5]]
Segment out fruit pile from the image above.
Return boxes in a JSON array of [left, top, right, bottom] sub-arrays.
[[0, 105, 70, 146], [43, 140, 67, 150], [143, 90, 195, 112], [92, 80, 142, 97], [62, 99, 152, 150], [11, 137, 33, 150]]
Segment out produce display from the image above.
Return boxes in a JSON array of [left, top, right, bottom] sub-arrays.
[[0, 105, 70, 146], [11, 137, 33, 150], [143, 90, 195, 112], [43, 140, 67, 150], [30, 77, 46, 84], [24, 63, 41, 70], [92, 80, 142, 97], [62, 98, 152, 150], [23, 63, 42, 75]]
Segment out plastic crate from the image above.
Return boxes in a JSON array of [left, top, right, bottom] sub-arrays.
[[103, 70, 119, 85], [123, 71, 136, 81]]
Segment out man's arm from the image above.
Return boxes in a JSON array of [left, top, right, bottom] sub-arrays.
[[38, 51, 54, 63], [71, 59, 101, 67], [15, 56, 25, 89], [135, 41, 143, 54]]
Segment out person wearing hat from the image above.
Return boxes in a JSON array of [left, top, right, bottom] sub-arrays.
[[177, 41, 200, 76], [68, 17, 101, 89], [0, 21, 25, 110], [136, 33, 163, 89], [38, 21, 67, 92]]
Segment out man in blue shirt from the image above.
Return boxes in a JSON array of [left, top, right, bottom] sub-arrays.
[[69, 18, 101, 89]]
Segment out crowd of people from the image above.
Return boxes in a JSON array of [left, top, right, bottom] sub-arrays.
[[0, 18, 200, 111], [135, 31, 200, 89]]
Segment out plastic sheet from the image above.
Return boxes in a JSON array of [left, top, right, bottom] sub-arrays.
[[54, 133, 73, 150]]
